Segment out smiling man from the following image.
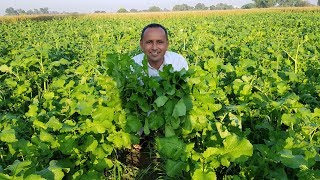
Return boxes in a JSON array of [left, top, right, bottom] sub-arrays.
[[133, 23, 188, 76]]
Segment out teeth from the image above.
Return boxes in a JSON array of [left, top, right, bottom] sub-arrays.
[[151, 52, 158, 55]]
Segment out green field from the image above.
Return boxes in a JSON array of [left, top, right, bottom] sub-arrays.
[[0, 8, 320, 179]]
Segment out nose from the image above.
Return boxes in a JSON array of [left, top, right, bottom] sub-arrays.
[[151, 42, 157, 50]]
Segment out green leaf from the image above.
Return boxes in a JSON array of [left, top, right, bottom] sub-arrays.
[[143, 119, 150, 135], [76, 100, 94, 115], [154, 96, 169, 107], [172, 99, 186, 118], [107, 131, 131, 148], [25, 174, 46, 180], [215, 122, 231, 138], [165, 124, 175, 137], [38, 160, 69, 180], [82, 135, 98, 152], [221, 134, 253, 162], [165, 159, 186, 177], [126, 115, 142, 133], [40, 130, 55, 143], [46, 116, 62, 131], [279, 149, 308, 169], [281, 114, 297, 126], [59, 135, 76, 155], [192, 168, 216, 180], [0, 173, 11, 180], [26, 104, 38, 117], [43, 91, 55, 100], [5, 160, 31, 176], [148, 113, 165, 130], [0, 64, 12, 73], [156, 136, 185, 160], [0, 129, 17, 143]]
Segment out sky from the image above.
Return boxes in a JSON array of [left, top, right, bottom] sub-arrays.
[[0, 0, 318, 15], [0, 0, 252, 15]]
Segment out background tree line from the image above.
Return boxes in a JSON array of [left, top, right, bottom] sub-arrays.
[[4, 0, 319, 16], [117, 0, 317, 13], [4, 7, 78, 16]]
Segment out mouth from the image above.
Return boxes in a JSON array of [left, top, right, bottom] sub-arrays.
[[150, 51, 159, 56]]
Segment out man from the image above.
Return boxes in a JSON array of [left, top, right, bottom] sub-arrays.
[[132, 23, 188, 76]]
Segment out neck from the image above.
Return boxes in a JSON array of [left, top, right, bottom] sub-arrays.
[[148, 59, 164, 70]]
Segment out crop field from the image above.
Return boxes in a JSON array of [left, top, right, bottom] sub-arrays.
[[0, 8, 320, 179]]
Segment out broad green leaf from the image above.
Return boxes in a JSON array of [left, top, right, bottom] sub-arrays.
[[59, 135, 76, 155], [221, 134, 253, 162], [203, 147, 220, 159], [76, 100, 94, 115], [40, 130, 55, 143], [0, 173, 11, 180], [148, 114, 164, 130], [82, 135, 98, 152], [154, 96, 169, 107], [216, 122, 231, 138], [93, 158, 114, 171], [172, 99, 186, 118], [279, 149, 308, 169], [281, 114, 297, 126], [143, 119, 150, 135], [126, 115, 142, 132], [5, 160, 31, 176], [192, 168, 216, 180], [33, 119, 47, 129], [46, 116, 62, 131], [156, 136, 185, 160], [0, 129, 17, 143], [165, 124, 175, 137], [107, 131, 131, 148], [0, 64, 12, 73], [165, 159, 186, 177], [26, 104, 38, 117], [38, 160, 69, 180], [25, 174, 46, 180], [43, 91, 55, 100]]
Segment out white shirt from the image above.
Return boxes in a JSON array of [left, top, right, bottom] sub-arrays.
[[132, 51, 188, 76]]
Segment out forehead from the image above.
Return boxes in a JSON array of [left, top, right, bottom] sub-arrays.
[[142, 27, 167, 40]]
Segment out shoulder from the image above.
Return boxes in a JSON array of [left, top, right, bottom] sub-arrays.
[[132, 53, 144, 66], [165, 51, 185, 59], [165, 51, 188, 70]]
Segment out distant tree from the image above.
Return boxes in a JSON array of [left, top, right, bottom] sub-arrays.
[[254, 0, 277, 8], [209, 5, 216, 10], [130, 9, 138, 12], [5, 7, 18, 15], [318, 0, 320, 5], [26, 10, 34, 15], [172, 4, 194, 11], [117, 8, 128, 13], [16, 9, 26, 14], [215, 3, 234, 10], [50, 11, 59, 14], [33, 9, 40, 14], [294, 0, 312, 6], [194, 3, 208, 10], [242, 3, 256, 9], [148, 6, 161, 12], [39, 7, 49, 14], [94, 11, 106, 13]]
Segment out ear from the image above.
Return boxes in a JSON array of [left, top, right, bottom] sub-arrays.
[[139, 40, 143, 48]]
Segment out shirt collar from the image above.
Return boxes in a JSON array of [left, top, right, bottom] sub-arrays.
[[147, 53, 167, 71]]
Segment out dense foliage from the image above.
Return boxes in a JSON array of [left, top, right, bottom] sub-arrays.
[[0, 9, 319, 179]]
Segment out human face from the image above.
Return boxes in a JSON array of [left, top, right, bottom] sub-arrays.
[[140, 27, 169, 68]]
